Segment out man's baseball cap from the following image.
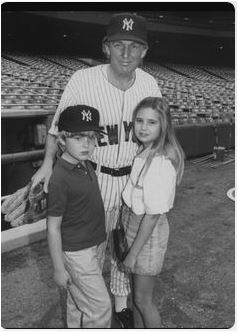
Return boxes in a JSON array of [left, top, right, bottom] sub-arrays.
[[105, 13, 147, 45], [58, 105, 105, 134]]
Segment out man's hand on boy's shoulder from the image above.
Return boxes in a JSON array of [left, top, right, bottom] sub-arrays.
[[54, 269, 72, 289]]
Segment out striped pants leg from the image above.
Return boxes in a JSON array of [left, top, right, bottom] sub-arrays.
[[97, 208, 131, 296]]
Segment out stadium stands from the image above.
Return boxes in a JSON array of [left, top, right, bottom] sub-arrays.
[[142, 62, 235, 126], [1, 52, 235, 162], [2, 52, 234, 121]]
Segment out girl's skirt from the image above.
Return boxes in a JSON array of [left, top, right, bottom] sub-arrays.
[[122, 204, 169, 276]]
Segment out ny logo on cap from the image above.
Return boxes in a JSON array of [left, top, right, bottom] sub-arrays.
[[81, 110, 92, 122], [122, 18, 134, 31]]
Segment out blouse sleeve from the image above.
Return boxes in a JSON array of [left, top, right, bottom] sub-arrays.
[[143, 156, 177, 215]]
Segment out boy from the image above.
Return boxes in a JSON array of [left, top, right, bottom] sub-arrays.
[[47, 105, 111, 328]]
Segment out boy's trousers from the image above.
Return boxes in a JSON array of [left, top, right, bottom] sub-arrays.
[[64, 246, 111, 328]]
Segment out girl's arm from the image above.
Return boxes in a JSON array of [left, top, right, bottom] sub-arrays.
[[123, 214, 160, 270], [47, 215, 71, 288]]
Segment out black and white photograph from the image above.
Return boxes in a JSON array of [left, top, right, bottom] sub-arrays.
[[1, 2, 235, 329]]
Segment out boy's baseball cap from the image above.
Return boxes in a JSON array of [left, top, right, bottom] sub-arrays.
[[58, 105, 106, 134], [105, 13, 147, 45]]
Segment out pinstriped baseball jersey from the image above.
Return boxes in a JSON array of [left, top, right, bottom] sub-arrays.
[[49, 64, 162, 210]]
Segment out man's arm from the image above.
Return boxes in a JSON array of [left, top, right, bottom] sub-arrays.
[[47, 215, 71, 288], [31, 134, 58, 192], [123, 214, 160, 270]]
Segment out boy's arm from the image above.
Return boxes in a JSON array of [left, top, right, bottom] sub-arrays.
[[31, 134, 58, 192], [123, 214, 160, 270], [47, 215, 71, 288]]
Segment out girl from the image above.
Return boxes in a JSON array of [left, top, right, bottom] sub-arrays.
[[121, 96, 184, 328]]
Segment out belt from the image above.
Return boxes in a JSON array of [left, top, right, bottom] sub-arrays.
[[90, 162, 131, 177]]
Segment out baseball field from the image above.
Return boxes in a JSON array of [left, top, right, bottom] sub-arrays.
[[1, 156, 235, 328]]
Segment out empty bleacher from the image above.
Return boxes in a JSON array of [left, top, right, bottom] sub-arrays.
[[142, 62, 234, 126], [2, 52, 234, 123]]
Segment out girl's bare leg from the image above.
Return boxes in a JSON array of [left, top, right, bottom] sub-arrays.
[[133, 274, 161, 328]]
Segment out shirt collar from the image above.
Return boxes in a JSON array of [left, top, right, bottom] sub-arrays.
[[57, 155, 85, 171], [102, 64, 137, 88], [136, 146, 151, 159]]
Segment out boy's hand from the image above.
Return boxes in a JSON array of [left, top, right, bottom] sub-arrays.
[[53, 269, 72, 289]]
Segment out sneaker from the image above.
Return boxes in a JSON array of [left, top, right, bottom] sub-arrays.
[[114, 308, 134, 328]]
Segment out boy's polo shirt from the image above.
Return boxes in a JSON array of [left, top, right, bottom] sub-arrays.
[[48, 157, 106, 251]]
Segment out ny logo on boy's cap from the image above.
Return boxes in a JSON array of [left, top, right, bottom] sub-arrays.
[[81, 110, 92, 122], [122, 18, 134, 31], [58, 105, 106, 134]]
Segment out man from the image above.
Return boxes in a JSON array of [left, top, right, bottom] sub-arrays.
[[32, 12, 162, 328]]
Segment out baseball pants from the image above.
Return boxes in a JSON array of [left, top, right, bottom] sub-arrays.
[[97, 208, 131, 297], [96, 171, 131, 297]]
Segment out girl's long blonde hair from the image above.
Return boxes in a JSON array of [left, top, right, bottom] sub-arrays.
[[132, 97, 185, 185]]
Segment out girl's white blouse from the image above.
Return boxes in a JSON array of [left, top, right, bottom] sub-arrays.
[[122, 154, 177, 215]]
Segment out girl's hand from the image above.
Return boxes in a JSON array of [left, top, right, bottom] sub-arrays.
[[122, 253, 137, 273], [53, 269, 72, 289]]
